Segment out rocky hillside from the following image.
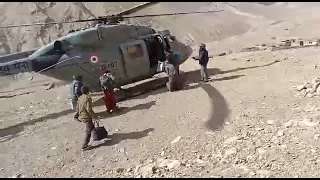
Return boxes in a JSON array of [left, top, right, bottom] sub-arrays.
[[1, 2, 319, 55]]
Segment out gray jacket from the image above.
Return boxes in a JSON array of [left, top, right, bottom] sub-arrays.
[[100, 73, 115, 91], [71, 80, 83, 101]]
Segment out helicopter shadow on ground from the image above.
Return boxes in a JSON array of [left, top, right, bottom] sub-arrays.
[[131, 68, 243, 100], [0, 60, 279, 142], [92, 60, 278, 102], [122, 69, 242, 131], [86, 128, 154, 150], [130, 60, 279, 130], [92, 97, 106, 107], [95, 101, 157, 119], [180, 70, 242, 130], [218, 60, 280, 75], [201, 83, 229, 130], [139, 60, 279, 97], [184, 61, 279, 130], [188, 61, 279, 130], [0, 127, 23, 143]]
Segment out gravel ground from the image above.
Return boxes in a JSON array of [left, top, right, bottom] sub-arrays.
[[2, 46, 320, 177]]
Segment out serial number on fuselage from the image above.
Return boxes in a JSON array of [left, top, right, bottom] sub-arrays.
[[100, 61, 117, 71]]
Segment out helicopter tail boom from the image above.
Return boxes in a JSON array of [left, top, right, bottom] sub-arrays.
[[0, 49, 37, 64], [0, 58, 34, 76]]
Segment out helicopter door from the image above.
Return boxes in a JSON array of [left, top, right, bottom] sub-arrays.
[[120, 40, 150, 79]]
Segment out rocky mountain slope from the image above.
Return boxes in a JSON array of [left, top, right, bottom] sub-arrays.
[[1, 2, 319, 55]]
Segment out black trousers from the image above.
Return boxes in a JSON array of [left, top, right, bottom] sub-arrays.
[[174, 65, 180, 75], [83, 119, 94, 148]]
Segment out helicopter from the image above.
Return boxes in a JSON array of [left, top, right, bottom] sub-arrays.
[[0, 2, 223, 92]]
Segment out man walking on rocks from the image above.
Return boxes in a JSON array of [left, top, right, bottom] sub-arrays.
[[193, 43, 209, 82], [74, 86, 97, 150]]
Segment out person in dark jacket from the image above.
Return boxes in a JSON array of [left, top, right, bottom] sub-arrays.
[[71, 75, 84, 110], [193, 43, 209, 82]]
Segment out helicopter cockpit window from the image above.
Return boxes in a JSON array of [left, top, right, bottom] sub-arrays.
[[29, 43, 55, 58], [126, 44, 144, 59], [29, 40, 73, 58], [60, 40, 73, 51]]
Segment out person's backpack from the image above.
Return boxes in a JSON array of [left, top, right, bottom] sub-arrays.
[[100, 74, 114, 91], [172, 52, 180, 64], [166, 51, 180, 65]]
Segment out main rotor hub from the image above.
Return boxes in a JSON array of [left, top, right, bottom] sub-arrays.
[[96, 15, 123, 25]]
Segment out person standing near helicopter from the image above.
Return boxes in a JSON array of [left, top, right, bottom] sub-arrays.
[[192, 43, 209, 82], [165, 56, 183, 92], [99, 70, 119, 113], [70, 75, 84, 110], [165, 49, 180, 75]]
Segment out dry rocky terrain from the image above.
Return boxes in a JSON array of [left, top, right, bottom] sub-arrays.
[[2, 2, 320, 178]]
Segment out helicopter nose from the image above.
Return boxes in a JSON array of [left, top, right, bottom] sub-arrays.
[[170, 41, 193, 65]]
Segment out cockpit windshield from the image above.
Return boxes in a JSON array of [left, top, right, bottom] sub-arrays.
[[29, 28, 97, 58], [29, 42, 55, 58]]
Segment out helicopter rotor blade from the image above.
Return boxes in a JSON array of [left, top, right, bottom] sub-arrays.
[[0, 9, 224, 29], [121, 10, 224, 19], [115, 2, 160, 17], [0, 20, 79, 28], [0, 2, 160, 28]]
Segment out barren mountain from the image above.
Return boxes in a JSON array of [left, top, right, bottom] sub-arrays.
[[1, 2, 319, 55]]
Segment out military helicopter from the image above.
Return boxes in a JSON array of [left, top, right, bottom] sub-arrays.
[[0, 2, 223, 91]]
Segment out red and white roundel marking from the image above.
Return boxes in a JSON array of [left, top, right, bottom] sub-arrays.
[[90, 55, 99, 64]]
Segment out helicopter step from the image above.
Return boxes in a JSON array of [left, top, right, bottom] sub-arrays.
[[115, 72, 168, 101]]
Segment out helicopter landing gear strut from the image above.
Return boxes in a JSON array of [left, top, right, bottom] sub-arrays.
[[114, 87, 128, 102]]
